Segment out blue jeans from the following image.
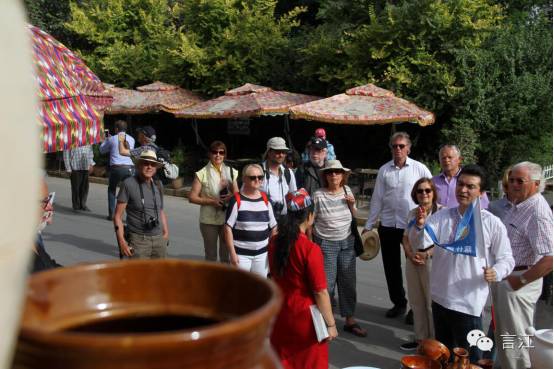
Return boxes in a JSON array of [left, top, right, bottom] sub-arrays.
[[432, 301, 483, 363], [108, 166, 134, 217]]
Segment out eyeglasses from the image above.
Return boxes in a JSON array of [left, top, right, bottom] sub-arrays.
[[211, 150, 225, 156], [247, 175, 264, 181], [508, 178, 530, 185], [142, 162, 158, 168], [391, 144, 406, 149], [417, 188, 432, 194], [325, 169, 344, 175], [271, 150, 288, 155]]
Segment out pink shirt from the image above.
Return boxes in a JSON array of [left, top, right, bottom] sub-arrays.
[[503, 193, 553, 266]]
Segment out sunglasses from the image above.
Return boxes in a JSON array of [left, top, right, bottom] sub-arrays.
[[417, 188, 432, 194], [211, 150, 226, 156], [391, 144, 407, 149], [325, 169, 344, 175], [247, 175, 264, 181]]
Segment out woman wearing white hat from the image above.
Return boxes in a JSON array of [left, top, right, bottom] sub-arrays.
[[312, 160, 367, 337]]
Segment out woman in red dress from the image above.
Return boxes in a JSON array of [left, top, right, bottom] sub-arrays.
[[269, 189, 338, 369]]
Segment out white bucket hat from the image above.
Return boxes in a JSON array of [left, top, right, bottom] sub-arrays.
[[319, 160, 351, 173], [264, 137, 290, 157]]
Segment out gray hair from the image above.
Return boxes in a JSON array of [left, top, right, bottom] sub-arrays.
[[438, 144, 461, 158], [242, 164, 264, 178], [389, 131, 411, 147], [512, 161, 545, 193]]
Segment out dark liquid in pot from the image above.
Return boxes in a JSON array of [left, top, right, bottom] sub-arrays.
[[64, 314, 221, 334]]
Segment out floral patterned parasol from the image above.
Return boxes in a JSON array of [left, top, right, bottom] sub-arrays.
[[106, 81, 203, 115], [174, 83, 320, 119], [289, 84, 435, 126], [30, 25, 113, 152]]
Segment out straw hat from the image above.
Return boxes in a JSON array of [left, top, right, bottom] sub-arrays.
[[136, 149, 163, 168], [359, 228, 381, 261], [319, 160, 351, 173]]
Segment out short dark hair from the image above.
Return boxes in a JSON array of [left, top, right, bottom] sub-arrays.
[[459, 164, 488, 191], [115, 120, 127, 132], [208, 140, 227, 155]]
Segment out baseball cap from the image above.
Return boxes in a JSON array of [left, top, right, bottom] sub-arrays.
[[137, 126, 156, 140], [310, 137, 328, 150]]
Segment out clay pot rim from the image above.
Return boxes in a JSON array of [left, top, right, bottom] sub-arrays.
[[400, 354, 441, 369], [418, 338, 451, 361], [19, 259, 283, 348]]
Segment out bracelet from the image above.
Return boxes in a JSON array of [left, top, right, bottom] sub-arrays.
[[326, 322, 336, 328]]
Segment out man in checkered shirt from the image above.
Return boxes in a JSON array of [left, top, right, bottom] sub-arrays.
[[492, 161, 553, 369], [63, 145, 95, 212]]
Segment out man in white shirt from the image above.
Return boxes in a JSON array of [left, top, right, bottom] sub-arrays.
[[363, 132, 432, 318], [417, 165, 514, 363], [260, 137, 297, 217]]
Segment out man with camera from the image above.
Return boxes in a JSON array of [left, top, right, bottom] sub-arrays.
[[114, 150, 169, 259], [260, 137, 297, 218]]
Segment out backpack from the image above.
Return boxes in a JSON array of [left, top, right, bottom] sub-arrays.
[[155, 147, 179, 183], [234, 191, 269, 210]]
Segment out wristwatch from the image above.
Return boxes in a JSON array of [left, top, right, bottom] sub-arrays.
[[519, 274, 528, 285]]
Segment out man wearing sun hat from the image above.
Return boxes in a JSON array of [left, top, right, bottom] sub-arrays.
[[114, 150, 169, 259], [261, 137, 297, 217]]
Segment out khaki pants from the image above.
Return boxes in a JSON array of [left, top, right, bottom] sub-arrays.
[[199, 223, 229, 263], [406, 258, 434, 341], [492, 271, 542, 369], [128, 232, 167, 259]]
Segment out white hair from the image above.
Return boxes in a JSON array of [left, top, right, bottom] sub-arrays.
[[389, 131, 411, 147], [512, 161, 545, 193], [438, 144, 461, 158]]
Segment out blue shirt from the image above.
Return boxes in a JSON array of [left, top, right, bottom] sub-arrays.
[[99, 133, 135, 166]]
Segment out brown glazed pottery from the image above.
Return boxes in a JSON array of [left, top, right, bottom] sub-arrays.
[[447, 347, 470, 369], [417, 339, 451, 365], [475, 359, 493, 369], [13, 259, 283, 369], [401, 355, 442, 369]]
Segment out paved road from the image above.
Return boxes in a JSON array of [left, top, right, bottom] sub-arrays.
[[42, 176, 552, 369]]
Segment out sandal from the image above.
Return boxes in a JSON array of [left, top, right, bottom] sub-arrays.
[[343, 323, 367, 337]]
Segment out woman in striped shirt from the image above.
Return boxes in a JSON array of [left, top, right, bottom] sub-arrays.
[[312, 160, 367, 337], [225, 164, 277, 277]]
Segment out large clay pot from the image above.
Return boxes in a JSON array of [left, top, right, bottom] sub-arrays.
[[418, 339, 451, 366], [13, 260, 283, 369], [527, 327, 553, 369]]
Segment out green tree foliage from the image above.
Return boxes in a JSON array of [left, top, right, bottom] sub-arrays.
[[64, 0, 302, 95], [449, 14, 552, 178], [65, 0, 201, 88], [174, 0, 303, 95], [24, 0, 72, 42]]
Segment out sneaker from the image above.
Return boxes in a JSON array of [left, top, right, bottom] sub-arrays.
[[400, 341, 419, 351], [405, 309, 414, 325]]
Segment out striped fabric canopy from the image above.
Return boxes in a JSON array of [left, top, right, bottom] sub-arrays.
[[174, 83, 320, 119], [289, 84, 435, 126], [30, 25, 112, 152], [106, 82, 203, 115]]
